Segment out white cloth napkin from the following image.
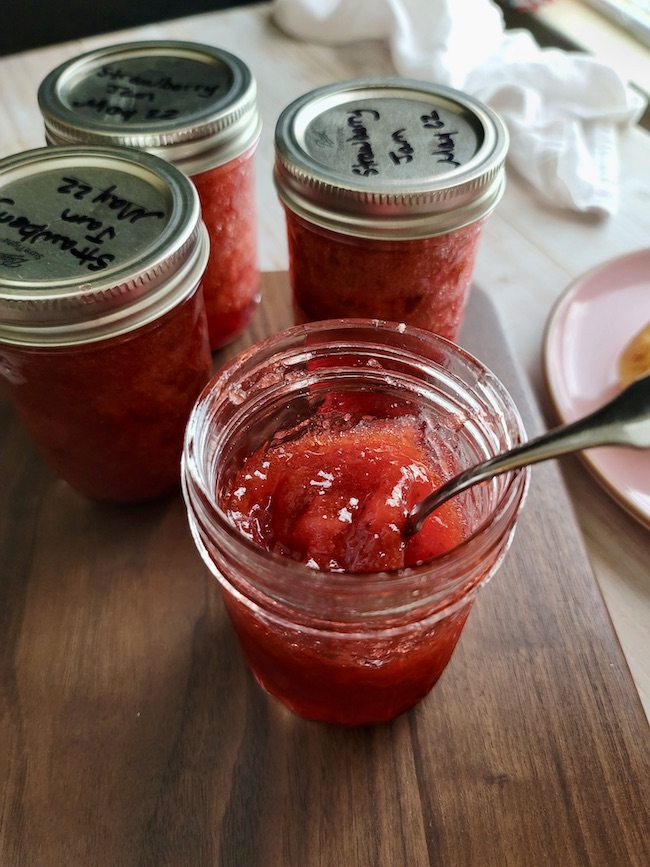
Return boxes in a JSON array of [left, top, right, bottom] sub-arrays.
[[272, 0, 646, 216]]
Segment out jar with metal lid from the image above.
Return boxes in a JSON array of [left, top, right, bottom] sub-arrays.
[[0, 144, 212, 502], [274, 78, 509, 341], [38, 40, 262, 350]]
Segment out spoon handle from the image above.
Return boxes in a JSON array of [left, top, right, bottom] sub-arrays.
[[405, 373, 650, 538]]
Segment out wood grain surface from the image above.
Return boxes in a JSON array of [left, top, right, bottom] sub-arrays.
[[1, 272, 649, 867]]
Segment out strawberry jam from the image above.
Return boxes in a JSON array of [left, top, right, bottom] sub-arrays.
[[222, 413, 465, 572], [4, 291, 211, 502], [191, 148, 260, 349], [286, 214, 485, 340], [0, 144, 212, 502]]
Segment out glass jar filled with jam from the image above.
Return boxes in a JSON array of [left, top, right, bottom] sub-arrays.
[[274, 78, 508, 341], [181, 319, 529, 725], [38, 41, 262, 349], [0, 144, 212, 502]]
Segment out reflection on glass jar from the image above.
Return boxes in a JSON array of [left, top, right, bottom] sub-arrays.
[[182, 320, 529, 725]]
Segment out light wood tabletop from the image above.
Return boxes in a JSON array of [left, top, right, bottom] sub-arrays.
[[1, 3, 648, 865]]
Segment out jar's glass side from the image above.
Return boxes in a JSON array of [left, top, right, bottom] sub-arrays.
[[191, 144, 260, 349], [223, 587, 474, 725], [1, 283, 212, 502], [285, 211, 486, 340]]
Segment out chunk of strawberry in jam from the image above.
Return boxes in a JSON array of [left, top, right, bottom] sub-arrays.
[[223, 413, 465, 571]]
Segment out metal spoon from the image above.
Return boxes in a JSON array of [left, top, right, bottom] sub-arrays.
[[405, 373, 650, 539]]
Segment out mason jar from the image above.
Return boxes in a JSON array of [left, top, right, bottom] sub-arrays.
[[274, 78, 509, 341], [38, 40, 262, 349], [0, 144, 212, 502], [181, 319, 529, 725]]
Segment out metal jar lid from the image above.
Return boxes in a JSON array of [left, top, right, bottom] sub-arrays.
[[0, 145, 209, 346], [38, 41, 262, 175], [274, 77, 509, 240]]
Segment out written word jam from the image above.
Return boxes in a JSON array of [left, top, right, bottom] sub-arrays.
[[0, 176, 164, 272], [70, 63, 222, 123], [346, 107, 461, 177]]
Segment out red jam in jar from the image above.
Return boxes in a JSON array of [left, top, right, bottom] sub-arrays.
[[222, 412, 466, 572], [182, 321, 529, 725], [0, 145, 212, 502], [38, 41, 262, 349], [274, 79, 508, 341]]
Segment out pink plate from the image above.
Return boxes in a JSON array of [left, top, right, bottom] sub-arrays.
[[543, 247, 650, 529]]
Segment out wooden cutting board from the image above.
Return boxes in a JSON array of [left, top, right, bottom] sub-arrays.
[[1, 272, 648, 866]]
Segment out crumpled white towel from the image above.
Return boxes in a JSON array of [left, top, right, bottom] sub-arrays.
[[272, 0, 646, 216]]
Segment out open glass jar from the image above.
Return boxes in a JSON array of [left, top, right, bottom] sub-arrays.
[[38, 40, 262, 349], [0, 145, 212, 502], [274, 78, 508, 341], [181, 320, 529, 725]]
